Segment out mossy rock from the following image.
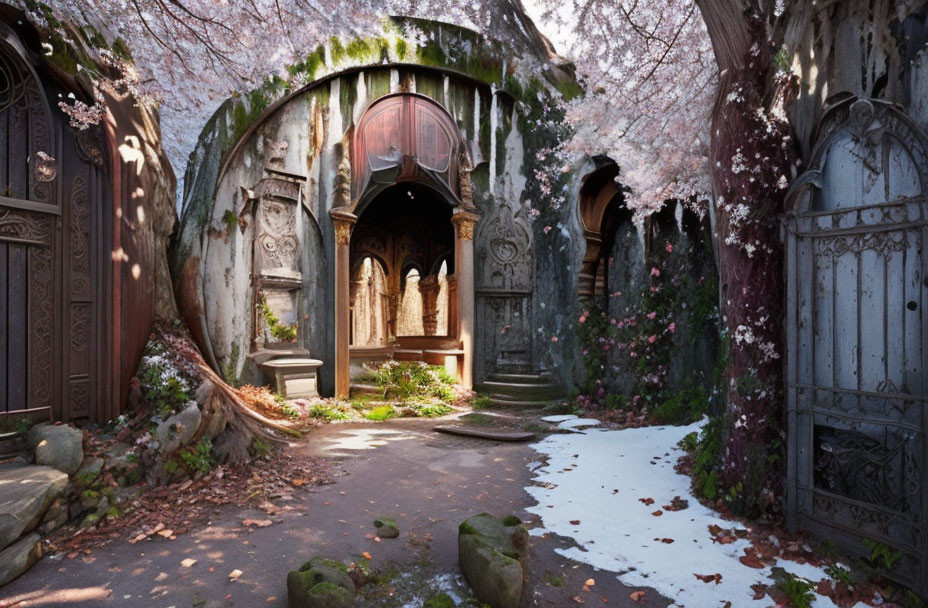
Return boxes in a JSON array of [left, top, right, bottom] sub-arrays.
[[287, 557, 356, 608], [458, 513, 527, 608], [373, 517, 399, 539], [286, 578, 354, 608]]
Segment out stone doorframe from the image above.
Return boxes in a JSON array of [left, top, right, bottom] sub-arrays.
[[329, 93, 479, 398]]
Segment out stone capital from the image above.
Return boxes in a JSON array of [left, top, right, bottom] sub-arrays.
[[451, 207, 480, 241], [329, 208, 357, 245]]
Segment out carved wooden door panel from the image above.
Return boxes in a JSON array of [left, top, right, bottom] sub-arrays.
[[0, 43, 58, 420], [786, 98, 928, 594]]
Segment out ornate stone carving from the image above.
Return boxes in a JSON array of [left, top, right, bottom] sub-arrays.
[[458, 148, 474, 204], [265, 138, 288, 168], [330, 209, 357, 246], [255, 198, 298, 271], [475, 203, 532, 291], [452, 210, 479, 242], [334, 134, 351, 208]]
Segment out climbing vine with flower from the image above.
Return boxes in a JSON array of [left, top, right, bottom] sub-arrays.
[[577, 231, 721, 425]]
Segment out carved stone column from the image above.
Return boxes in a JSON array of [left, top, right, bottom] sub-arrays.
[[330, 208, 356, 399], [419, 275, 441, 336], [446, 275, 458, 338], [451, 207, 479, 389], [385, 286, 400, 340]]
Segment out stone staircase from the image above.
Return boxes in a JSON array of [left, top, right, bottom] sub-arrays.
[[475, 371, 568, 408]]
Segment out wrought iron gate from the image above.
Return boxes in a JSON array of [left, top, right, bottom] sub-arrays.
[[786, 97, 928, 594]]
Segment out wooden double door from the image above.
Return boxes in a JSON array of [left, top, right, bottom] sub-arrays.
[[0, 32, 111, 423]]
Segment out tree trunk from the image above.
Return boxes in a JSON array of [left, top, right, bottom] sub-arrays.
[[696, 1, 796, 513]]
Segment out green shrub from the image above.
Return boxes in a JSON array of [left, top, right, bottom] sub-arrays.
[[180, 438, 215, 475], [309, 403, 350, 421], [683, 415, 723, 501], [653, 386, 709, 425], [775, 572, 814, 608], [365, 405, 396, 421], [862, 539, 901, 571], [373, 361, 456, 402]]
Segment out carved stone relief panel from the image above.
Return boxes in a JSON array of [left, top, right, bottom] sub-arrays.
[[476, 202, 533, 292]]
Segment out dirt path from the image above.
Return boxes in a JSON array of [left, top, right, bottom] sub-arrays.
[[0, 417, 670, 607]]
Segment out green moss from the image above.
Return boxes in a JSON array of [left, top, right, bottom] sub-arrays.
[[554, 78, 583, 101], [543, 573, 566, 587], [221, 342, 240, 386], [365, 405, 396, 421], [395, 38, 408, 60], [300, 558, 350, 574], [502, 515, 521, 527], [330, 36, 346, 64], [424, 593, 455, 608], [458, 521, 478, 536]]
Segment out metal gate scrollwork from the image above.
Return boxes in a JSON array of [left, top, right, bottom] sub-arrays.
[[785, 97, 928, 595]]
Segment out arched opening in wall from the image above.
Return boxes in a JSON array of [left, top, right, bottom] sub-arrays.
[[578, 158, 627, 301], [350, 256, 388, 346], [397, 267, 424, 336], [349, 182, 457, 365]]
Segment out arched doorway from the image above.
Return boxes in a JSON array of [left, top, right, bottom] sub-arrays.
[[348, 182, 457, 366], [329, 93, 479, 397]]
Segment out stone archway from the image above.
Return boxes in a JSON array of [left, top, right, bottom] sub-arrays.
[[329, 93, 479, 398]]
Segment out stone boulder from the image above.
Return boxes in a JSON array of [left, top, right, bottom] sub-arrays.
[[287, 557, 356, 608], [373, 517, 399, 539], [155, 402, 202, 455], [0, 463, 68, 551], [0, 533, 42, 586], [27, 424, 84, 475], [458, 513, 528, 608]]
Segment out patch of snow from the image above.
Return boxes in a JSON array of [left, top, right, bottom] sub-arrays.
[[541, 414, 577, 422], [556, 418, 600, 430], [525, 421, 865, 608]]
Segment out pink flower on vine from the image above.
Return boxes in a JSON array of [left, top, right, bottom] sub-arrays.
[[665, 242, 674, 253], [579, 314, 587, 324], [668, 322, 676, 333], [500, 324, 511, 334], [648, 335, 657, 343], [646, 312, 656, 320], [543, 225, 552, 234], [550, 336, 559, 343], [650, 267, 661, 277], [530, 208, 540, 217]]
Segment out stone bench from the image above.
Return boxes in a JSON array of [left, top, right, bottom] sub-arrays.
[[259, 358, 323, 399]]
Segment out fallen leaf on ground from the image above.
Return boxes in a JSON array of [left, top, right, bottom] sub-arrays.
[[362, 552, 372, 560], [638, 498, 654, 506], [584, 578, 595, 587], [694, 573, 722, 584], [651, 510, 663, 517], [242, 519, 273, 528], [180, 558, 197, 568], [570, 520, 581, 525], [228, 569, 243, 580], [630, 590, 647, 602]]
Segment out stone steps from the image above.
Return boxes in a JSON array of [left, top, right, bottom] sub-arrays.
[[476, 372, 568, 409]]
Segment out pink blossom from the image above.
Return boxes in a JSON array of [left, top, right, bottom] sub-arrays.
[[668, 322, 676, 333], [550, 336, 559, 343], [579, 315, 587, 324], [665, 242, 674, 253], [543, 225, 552, 234], [530, 208, 540, 217], [646, 312, 656, 320], [648, 335, 657, 343], [650, 267, 660, 277]]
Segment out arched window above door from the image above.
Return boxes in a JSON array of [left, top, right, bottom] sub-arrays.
[[352, 93, 462, 211]]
